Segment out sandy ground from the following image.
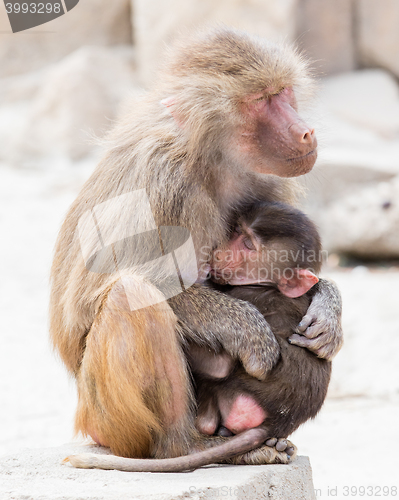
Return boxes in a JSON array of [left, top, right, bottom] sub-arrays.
[[1, 160, 398, 499]]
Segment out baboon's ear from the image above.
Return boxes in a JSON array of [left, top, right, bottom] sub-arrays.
[[160, 96, 175, 111], [160, 97, 184, 127], [277, 269, 319, 298]]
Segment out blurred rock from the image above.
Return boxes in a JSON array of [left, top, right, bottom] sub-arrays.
[[0, 445, 316, 500], [0, 46, 140, 162], [312, 176, 399, 258], [131, 0, 298, 85], [0, 69, 49, 104], [300, 70, 399, 213], [357, 0, 399, 78], [319, 70, 399, 139], [296, 0, 355, 75], [301, 162, 396, 209], [0, 0, 132, 78]]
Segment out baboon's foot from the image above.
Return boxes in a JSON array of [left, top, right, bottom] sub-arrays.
[[225, 437, 297, 465]]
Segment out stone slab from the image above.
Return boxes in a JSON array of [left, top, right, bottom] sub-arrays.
[[0, 444, 316, 500]]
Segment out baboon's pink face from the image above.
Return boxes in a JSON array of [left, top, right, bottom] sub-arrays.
[[233, 87, 317, 177], [210, 223, 318, 298]]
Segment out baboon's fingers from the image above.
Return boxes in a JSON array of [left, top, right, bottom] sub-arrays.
[[289, 331, 340, 361], [295, 314, 315, 333], [295, 320, 328, 340], [294, 278, 343, 360], [289, 333, 315, 348], [275, 439, 288, 452]]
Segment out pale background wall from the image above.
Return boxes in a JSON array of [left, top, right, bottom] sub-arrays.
[[0, 1, 398, 498]]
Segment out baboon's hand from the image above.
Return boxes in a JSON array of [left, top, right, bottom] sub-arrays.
[[169, 285, 280, 380], [231, 307, 280, 380], [289, 278, 343, 361]]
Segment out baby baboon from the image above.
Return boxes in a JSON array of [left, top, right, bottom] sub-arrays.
[[190, 202, 332, 447], [67, 202, 333, 473]]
